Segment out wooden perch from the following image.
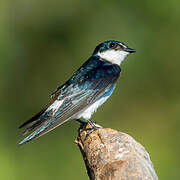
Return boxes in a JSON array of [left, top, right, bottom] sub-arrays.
[[75, 123, 158, 180]]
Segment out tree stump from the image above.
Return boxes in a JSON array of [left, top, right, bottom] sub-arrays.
[[75, 123, 158, 180]]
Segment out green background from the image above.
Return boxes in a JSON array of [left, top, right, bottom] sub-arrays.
[[1, 0, 180, 179]]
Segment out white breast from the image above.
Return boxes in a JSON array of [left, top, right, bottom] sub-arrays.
[[76, 96, 109, 120], [76, 83, 117, 120]]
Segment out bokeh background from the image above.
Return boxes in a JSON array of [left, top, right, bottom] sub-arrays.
[[1, 0, 180, 179]]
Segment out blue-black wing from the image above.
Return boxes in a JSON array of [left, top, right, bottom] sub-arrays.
[[19, 58, 120, 145]]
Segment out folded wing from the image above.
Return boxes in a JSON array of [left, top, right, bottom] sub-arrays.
[[19, 61, 120, 145]]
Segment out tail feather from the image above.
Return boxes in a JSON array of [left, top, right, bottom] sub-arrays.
[[18, 99, 66, 145], [18, 116, 69, 145], [22, 119, 44, 136], [18, 90, 92, 145], [19, 109, 46, 129], [19, 121, 50, 145], [18, 98, 79, 145], [19, 98, 56, 129]]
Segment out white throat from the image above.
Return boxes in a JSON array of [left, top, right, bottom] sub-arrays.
[[98, 50, 129, 65]]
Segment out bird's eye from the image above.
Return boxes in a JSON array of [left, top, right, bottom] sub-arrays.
[[109, 42, 117, 48]]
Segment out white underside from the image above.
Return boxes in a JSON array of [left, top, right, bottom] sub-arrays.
[[98, 49, 129, 65], [76, 96, 109, 120]]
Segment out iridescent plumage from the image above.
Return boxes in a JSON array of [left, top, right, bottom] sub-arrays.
[[19, 40, 135, 145]]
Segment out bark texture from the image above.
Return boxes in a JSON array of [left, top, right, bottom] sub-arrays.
[[75, 123, 158, 180]]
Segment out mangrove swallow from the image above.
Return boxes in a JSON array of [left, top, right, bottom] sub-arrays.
[[19, 40, 136, 145]]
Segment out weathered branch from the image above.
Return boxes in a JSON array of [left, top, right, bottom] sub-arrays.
[[75, 123, 158, 180]]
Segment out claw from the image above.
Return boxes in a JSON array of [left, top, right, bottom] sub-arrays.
[[87, 119, 100, 130], [76, 119, 87, 126]]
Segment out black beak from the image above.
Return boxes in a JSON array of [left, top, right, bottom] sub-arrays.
[[124, 47, 136, 53]]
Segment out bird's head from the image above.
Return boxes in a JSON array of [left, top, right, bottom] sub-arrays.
[[93, 40, 136, 65]]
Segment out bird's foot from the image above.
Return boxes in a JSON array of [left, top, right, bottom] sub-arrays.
[[76, 119, 87, 126], [77, 119, 101, 138], [87, 119, 100, 130], [83, 119, 101, 139], [76, 119, 88, 134]]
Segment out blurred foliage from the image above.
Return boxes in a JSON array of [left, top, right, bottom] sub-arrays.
[[0, 0, 180, 179]]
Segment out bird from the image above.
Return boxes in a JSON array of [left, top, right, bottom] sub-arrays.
[[19, 40, 136, 145]]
